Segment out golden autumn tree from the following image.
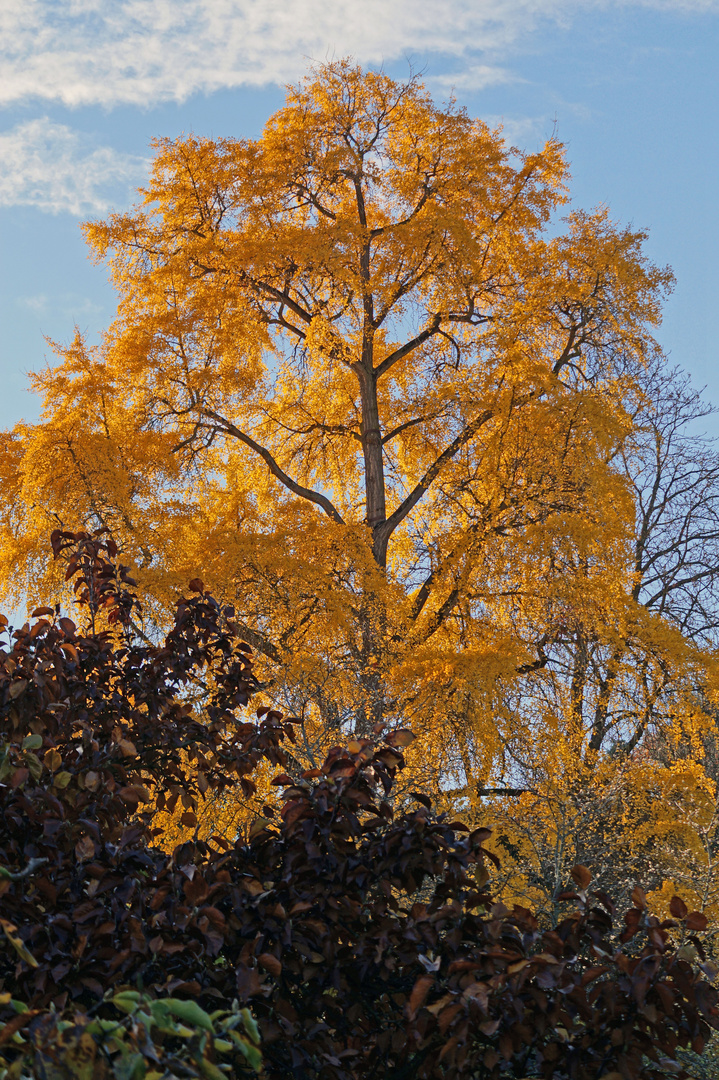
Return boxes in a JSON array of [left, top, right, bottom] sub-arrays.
[[2, 60, 696, 814]]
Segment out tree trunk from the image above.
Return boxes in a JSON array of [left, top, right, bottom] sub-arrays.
[[356, 363, 388, 566]]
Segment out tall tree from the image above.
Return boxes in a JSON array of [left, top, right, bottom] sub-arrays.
[[0, 61, 675, 789]]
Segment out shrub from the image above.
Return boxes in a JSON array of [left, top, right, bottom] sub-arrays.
[[1, 532, 717, 1078]]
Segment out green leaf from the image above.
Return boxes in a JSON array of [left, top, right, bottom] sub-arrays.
[[111, 992, 141, 1014], [112, 1052, 146, 1080], [147, 1000, 173, 1029], [25, 753, 43, 781], [21, 734, 42, 751], [231, 1033, 262, 1072], [199, 1060, 226, 1080], [86, 1019, 125, 1036], [240, 1008, 260, 1045], [60, 1031, 98, 1080], [164, 999, 214, 1033]]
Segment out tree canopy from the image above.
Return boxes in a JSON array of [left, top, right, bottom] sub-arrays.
[[2, 60, 718, 918]]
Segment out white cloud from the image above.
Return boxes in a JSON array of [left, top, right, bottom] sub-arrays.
[[480, 114, 555, 149], [0, 0, 715, 215], [430, 64, 518, 94], [0, 0, 512, 108], [2, 0, 715, 109], [16, 294, 49, 312], [0, 119, 148, 214], [16, 292, 104, 316]]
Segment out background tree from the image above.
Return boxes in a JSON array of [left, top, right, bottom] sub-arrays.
[[483, 360, 719, 921], [0, 61, 675, 802], [5, 61, 719, 942]]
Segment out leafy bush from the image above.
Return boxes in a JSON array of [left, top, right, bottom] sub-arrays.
[[1, 531, 718, 1078], [0, 992, 260, 1079]]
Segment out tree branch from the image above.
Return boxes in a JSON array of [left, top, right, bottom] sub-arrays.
[[476, 786, 528, 798], [516, 640, 551, 675], [236, 269, 314, 328], [374, 308, 491, 380], [382, 413, 435, 446], [0, 857, 48, 881], [199, 408, 345, 524], [376, 406, 497, 547], [232, 620, 282, 665], [374, 315, 442, 378]]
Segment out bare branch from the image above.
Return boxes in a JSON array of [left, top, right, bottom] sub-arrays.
[[516, 642, 551, 676], [476, 786, 528, 797], [199, 407, 345, 524], [381, 413, 435, 446], [0, 857, 48, 881], [376, 406, 498, 547], [375, 315, 442, 379], [375, 306, 492, 380]]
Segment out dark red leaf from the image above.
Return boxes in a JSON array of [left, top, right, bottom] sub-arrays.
[[407, 974, 434, 1019], [385, 728, 414, 748], [570, 864, 591, 890], [670, 895, 688, 919], [258, 953, 282, 977]]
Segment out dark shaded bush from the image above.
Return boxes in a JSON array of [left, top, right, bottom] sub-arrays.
[[1, 531, 717, 1078]]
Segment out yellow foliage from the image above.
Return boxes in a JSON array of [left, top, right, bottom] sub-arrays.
[[2, 62, 716, 896]]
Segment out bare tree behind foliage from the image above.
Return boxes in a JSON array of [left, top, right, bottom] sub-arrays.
[[623, 362, 719, 646], [482, 361, 719, 916]]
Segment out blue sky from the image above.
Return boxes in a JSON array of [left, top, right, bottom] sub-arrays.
[[1, 0, 718, 430]]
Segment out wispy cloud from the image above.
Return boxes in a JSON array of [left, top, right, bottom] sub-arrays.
[[430, 65, 518, 94], [0, 0, 715, 215], [0, 0, 519, 108], [3, 0, 715, 109], [16, 294, 49, 313], [0, 119, 148, 215], [16, 292, 105, 317]]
